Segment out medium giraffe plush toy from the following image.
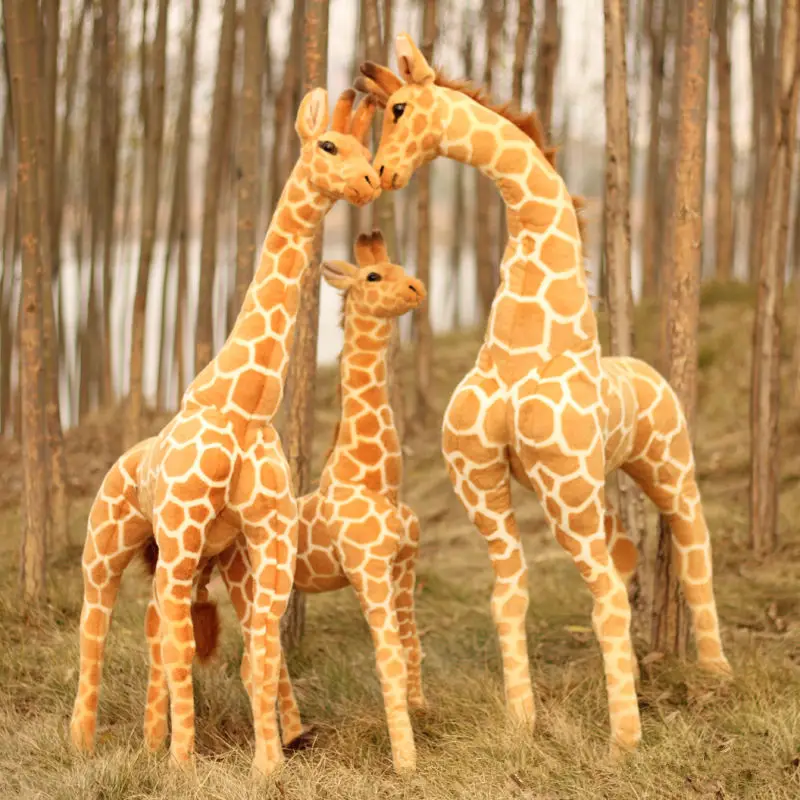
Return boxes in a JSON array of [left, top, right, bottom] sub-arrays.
[[142, 230, 427, 774], [356, 35, 731, 755], [69, 88, 381, 778]]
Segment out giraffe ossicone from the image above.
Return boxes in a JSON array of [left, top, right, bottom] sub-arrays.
[[142, 229, 427, 774], [357, 33, 731, 754], [69, 88, 381, 779]]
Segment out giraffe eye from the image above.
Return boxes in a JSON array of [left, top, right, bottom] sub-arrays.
[[366, 272, 382, 282], [318, 140, 337, 155], [391, 103, 406, 122]]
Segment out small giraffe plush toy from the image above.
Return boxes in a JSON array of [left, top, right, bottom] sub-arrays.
[[142, 230, 427, 774]]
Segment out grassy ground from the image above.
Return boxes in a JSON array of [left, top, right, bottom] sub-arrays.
[[1, 285, 799, 799]]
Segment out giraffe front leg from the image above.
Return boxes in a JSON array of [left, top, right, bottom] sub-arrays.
[[332, 488, 416, 772], [395, 503, 425, 710], [515, 365, 640, 754], [442, 426, 534, 730], [70, 475, 149, 753], [604, 504, 640, 681], [154, 536, 201, 771], [143, 588, 169, 752]]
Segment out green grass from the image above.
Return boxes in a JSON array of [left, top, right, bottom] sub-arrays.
[[1, 293, 800, 799]]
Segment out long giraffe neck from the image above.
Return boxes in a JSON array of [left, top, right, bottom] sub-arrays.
[[439, 89, 597, 379], [184, 163, 333, 428], [320, 304, 401, 503]]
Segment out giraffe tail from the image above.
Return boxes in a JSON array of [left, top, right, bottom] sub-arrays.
[[141, 538, 221, 662]]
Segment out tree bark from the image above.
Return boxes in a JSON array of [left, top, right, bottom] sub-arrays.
[[749, 0, 800, 558], [194, 0, 237, 375], [512, 0, 534, 106], [657, 0, 685, 375], [364, 0, 405, 443], [641, 0, 668, 299], [651, 0, 713, 658], [411, 0, 436, 428], [475, 0, 501, 318], [714, 0, 734, 281], [534, 0, 560, 139], [156, 0, 199, 409], [126, 0, 169, 447], [5, 0, 50, 603], [282, 0, 330, 651], [235, 0, 265, 313]]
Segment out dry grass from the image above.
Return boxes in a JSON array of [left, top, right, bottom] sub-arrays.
[[1, 287, 799, 799]]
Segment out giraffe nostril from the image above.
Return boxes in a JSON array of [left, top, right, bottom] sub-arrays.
[[379, 165, 385, 177], [408, 284, 418, 294], [364, 174, 373, 187]]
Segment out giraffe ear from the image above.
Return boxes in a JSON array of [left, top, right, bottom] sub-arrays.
[[296, 88, 329, 142], [322, 260, 358, 291], [354, 234, 377, 267], [354, 76, 388, 109], [395, 34, 434, 86], [370, 229, 389, 263]]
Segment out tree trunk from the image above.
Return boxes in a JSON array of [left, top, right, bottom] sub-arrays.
[[534, 0, 560, 139], [364, 0, 405, 443], [5, 0, 50, 603], [99, 0, 121, 409], [749, 0, 800, 558], [194, 0, 237, 376], [714, 0, 734, 281], [603, 0, 648, 624], [411, 0, 436, 428], [126, 0, 169, 448], [156, 0, 199, 409], [282, 0, 330, 652], [657, 0, 685, 375], [1, 113, 18, 436], [651, 0, 713, 658], [235, 0, 265, 314], [475, 0, 501, 318], [641, 0, 668, 299], [512, 0, 534, 106]]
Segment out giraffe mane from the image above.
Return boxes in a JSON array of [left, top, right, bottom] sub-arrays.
[[433, 69, 588, 246]]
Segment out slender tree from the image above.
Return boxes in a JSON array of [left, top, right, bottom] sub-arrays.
[[194, 0, 237, 375], [5, 0, 50, 602], [235, 0, 265, 313], [715, 0, 734, 281], [475, 0, 502, 317], [411, 0, 436, 427], [641, 0, 668, 299], [283, 0, 329, 650], [158, 0, 199, 408], [651, 0, 713, 657], [126, 0, 169, 447], [512, 0, 534, 106], [750, 0, 800, 558], [534, 0, 560, 139]]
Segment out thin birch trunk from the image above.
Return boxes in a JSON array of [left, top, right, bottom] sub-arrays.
[[714, 0, 734, 281], [749, 0, 800, 557], [283, 0, 329, 651], [651, 0, 713, 657], [534, 0, 560, 139], [126, 0, 169, 447], [5, 0, 49, 602], [194, 0, 237, 375]]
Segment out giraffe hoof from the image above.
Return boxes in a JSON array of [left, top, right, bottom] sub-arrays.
[[408, 696, 428, 712], [69, 721, 95, 754], [392, 755, 417, 775], [250, 753, 284, 781], [283, 725, 318, 753], [168, 752, 197, 779]]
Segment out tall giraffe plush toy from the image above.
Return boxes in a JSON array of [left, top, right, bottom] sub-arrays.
[[143, 230, 427, 773], [356, 35, 731, 755], [69, 88, 380, 777]]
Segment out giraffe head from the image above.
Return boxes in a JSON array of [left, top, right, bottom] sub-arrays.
[[355, 34, 444, 191], [321, 230, 426, 318], [297, 87, 382, 206]]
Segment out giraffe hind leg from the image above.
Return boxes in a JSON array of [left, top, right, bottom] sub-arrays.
[[623, 392, 731, 676], [70, 458, 151, 753]]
